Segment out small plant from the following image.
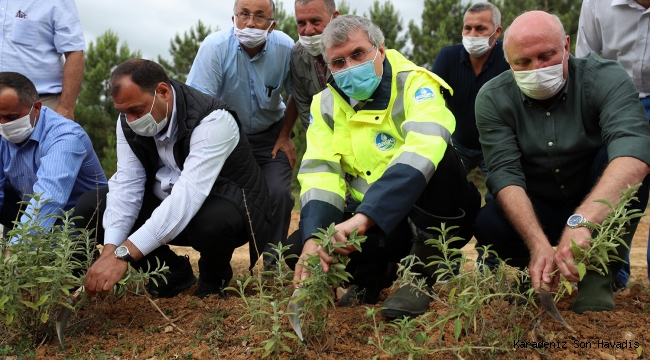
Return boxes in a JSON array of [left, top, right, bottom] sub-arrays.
[[298, 223, 366, 339], [254, 299, 299, 358], [572, 183, 645, 280]]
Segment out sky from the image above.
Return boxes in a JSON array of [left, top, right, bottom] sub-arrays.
[[76, 0, 424, 61]]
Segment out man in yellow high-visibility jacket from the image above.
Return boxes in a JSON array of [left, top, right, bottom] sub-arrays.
[[288, 14, 481, 319]]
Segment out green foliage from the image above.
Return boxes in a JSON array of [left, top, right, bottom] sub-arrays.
[[158, 20, 216, 83], [74, 30, 141, 179], [338, 0, 357, 15], [297, 223, 366, 338], [0, 195, 93, 350], [408, 0, 469, 68], [572, 184, 645, 279], [274, 1, 298, 42], [254, 299, 299, 358], [366, 0, 407, 52]]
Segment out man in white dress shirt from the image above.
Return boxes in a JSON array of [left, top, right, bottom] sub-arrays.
[[77, 59, 272, 299]]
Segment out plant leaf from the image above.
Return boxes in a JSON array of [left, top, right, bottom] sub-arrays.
[[577, 262, 587, 280]]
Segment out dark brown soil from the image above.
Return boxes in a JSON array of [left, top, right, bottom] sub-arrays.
[[32, 211, 650, 359]]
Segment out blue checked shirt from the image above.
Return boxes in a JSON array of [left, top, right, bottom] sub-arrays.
[[186, 27, 293, 135], [1, 107, 107, 243], [0, 0, 85, 94]]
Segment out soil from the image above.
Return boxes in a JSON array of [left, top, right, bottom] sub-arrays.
[[32, 211, 650, 360]]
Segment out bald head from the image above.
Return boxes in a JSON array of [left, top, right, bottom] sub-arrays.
[[504, 11, 566, 63]]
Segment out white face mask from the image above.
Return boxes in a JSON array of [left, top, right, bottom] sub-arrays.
[[513, 50, 567, 100], [234, 22, 273, 49], [299, 33, 323, 56], [462, 28, 497, 57], [0, 105, 34, 143], [127, 90, 168, 137]]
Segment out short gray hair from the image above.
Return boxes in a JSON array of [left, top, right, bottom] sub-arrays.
[[320, 14, 385, 62], [233, 0, 276, 18], [295, 0, 336, 14], [503, 12, 566, 63], [466, 2, 501, 29]]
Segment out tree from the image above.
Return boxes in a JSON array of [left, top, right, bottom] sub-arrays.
[[408, 0, 469, 68], [74, 30, 141, 178], [158, 20, 216, 83], [338, 0, 357, 15], [366, 0, 407, 52], [274, 1, 298, 42]]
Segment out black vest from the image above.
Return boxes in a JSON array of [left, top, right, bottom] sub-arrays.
[[120, 80, 272, 269]]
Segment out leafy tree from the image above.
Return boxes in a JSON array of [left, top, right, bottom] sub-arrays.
[[157, 20, 216, 83], [338, 0, 357, 15], [408, 0, 469, 68], [366, 0, 407, 52], [274, 1, 298, 42], [74, 30, 141, 178]]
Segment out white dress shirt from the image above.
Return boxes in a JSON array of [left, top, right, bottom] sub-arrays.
[[576, 0, 650, 97], [103, 87, 240, 255]]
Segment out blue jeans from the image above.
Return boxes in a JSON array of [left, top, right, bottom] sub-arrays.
[[616, 97, 650, 286], [453, 140, 493, 202]]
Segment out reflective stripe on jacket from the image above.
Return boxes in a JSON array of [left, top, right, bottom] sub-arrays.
[[298, 49, 455, 242]]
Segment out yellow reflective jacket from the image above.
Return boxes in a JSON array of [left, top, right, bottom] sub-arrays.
[[298, 49, 455, 241]]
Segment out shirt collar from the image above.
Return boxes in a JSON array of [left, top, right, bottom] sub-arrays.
[[611, 0, 643, 8], [24, 106, 48, 145], [154, 86, 177, 142]]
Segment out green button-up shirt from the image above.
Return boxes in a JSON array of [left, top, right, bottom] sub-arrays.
[[476, 53, 650, 206]]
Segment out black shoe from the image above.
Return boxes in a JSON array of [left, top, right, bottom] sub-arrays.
[[146, 255, 197, 298], [193, 276, 226, 299], [339, 284, 381, 306], [381, 285, 433, 319], [611, 279, 626, 293]]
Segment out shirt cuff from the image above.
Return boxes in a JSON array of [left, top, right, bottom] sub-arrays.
[[104, 228, 128, 247], [128, 226, 162, 257]]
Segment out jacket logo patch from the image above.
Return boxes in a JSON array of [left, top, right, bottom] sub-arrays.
[[414, 87, 435, 102], [375, 133, 396, 151]]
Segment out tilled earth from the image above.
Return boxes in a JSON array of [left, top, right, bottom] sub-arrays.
[[33, 211, 650, 359]]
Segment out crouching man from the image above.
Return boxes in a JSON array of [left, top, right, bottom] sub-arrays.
[[289, 15, 480, 319], [473, 11, 650, 313], [76, 59, 272, 299]]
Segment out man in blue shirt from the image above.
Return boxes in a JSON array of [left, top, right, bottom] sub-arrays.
[[0, 0, 85, 120], [0, 72, 106, 251], [432, 2, 509, 203], [187, 0, 295, 266]]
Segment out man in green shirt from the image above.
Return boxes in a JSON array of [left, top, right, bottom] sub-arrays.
[[474, 10, 650, 313]]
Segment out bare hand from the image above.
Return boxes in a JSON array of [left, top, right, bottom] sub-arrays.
[[3, 247, 11, 258], [54, 105, 74, 120], [293, 239, 320, 286], [555, 227, 592, 282], [84, 245, 128, 296], [271, 134, 296, 168], [529, 244, 558, 291]]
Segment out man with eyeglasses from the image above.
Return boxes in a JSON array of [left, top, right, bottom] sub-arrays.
[[0, 72, 106, 257], [290, 0, 339, 130], [288, 15, 480, 319], [187, 0, 295, 269]]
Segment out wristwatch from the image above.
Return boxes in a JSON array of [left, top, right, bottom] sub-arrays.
[[567, 214, 589, 229], [114, 245, 135, 264]]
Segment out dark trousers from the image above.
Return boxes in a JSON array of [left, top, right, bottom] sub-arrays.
[[285, 145, 481, 281], [0, 183, 23, 231], [474, 147, 650, 266], [73, 186, 248, 284], [247, 119, 294, 262]]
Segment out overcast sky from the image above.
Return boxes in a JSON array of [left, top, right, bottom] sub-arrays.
[[77, 0, 424, 61]]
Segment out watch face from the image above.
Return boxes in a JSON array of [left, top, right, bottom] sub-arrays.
[[567, 214, 584, 227], [115, 246, 129, 257]]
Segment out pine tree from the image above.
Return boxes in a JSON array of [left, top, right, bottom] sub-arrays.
[[338, 0, 357, 15], [74, 30, 141, 178], [366, 0, 407, 52], [274, 1, 299, 42], [157, 20, 215, 83]]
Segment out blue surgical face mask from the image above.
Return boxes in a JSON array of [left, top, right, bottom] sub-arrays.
[[332, 47, 382, 101]]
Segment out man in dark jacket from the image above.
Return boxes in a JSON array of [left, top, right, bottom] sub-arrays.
[[78, 59, 272, 299]]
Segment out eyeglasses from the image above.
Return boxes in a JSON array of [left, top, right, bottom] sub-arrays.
[[235, 12, 274, 25], [328, 45, 376, 71]]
